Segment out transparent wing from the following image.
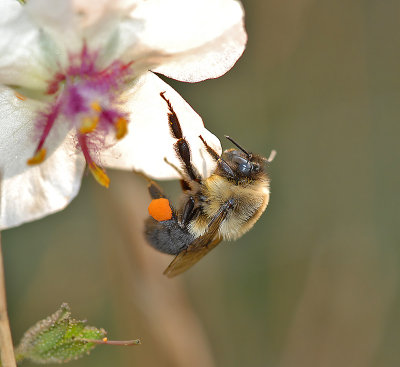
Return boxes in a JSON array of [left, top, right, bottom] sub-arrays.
[[163, 207, 228, 278]]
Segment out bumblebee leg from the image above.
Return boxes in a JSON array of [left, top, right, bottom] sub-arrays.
[[208, 198, 235, 227], [134, 170, 166, 199], [164, 157, 184, 178], [160, 92, 201, 182], [180, 180, 192, 192], [181, 196, 198, 226], [164, 157, 192, 192], [198, 135, 219, 161], [199, 135, 236, 179], [148, 181, 165, 200]]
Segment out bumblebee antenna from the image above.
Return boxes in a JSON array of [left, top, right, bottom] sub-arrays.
[[224, 136, 251, 158], [267, 150, 277, 163]]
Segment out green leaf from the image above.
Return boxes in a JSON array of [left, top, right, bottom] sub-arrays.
[[15, 303, 106, 364]]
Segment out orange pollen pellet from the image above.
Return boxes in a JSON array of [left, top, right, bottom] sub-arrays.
[[148, 198, 172, 222], [102, 337, 108, 342]]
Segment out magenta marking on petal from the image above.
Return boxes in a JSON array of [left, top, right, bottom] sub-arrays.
[[63, 85, 88, 117], [34, 45, 134, 163], [47, 73, 66, 95], [100, 109, 119, 124]]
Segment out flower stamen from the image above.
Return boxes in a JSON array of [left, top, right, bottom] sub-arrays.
[[80, 116, 99, 134], [115, 117, 128, 140], [88, 162, 110, 188], [90, 101, 102, 113], [15, 92, 26, 101], [28, 102, 61, 165], [78, 134, 110, 188], [27, 148, 47, 165], [28, 46, 134, 187]]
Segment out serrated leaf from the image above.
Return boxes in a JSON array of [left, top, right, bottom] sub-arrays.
[[15, 303, 106, 364]]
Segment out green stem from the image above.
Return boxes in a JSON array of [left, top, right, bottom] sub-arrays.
[[78, 338, 141, 346]]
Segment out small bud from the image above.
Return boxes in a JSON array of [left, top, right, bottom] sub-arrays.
[[15, 303, 106, 364]]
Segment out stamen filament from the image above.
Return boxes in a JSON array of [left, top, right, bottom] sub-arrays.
[[78, 134, 110, 188], [36, 102, 61, 152]]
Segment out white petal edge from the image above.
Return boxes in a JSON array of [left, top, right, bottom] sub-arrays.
[[131, 0, 247, 82], [101, 72, 222, 180], [71, 0, 137, 28], [0, 142, 85, 230], [0, 87, 86, 230]]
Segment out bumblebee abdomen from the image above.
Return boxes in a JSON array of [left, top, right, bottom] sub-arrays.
[[145, 217, 195, 255]]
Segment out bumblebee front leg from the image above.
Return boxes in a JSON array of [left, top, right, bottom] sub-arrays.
[[164, 157, 192, 192], [160, 92, 201, 183], [199, 135, 236, 180]]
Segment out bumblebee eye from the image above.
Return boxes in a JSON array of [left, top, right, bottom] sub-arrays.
[[238, 162, 251, 175], [232, 154, 252, 176]]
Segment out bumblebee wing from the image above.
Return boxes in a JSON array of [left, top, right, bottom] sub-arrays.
[[163, 208, 228, 278], [163, 236, 223, 278]]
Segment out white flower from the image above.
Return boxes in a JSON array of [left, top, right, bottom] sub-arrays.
[[0, 0, 247, 229]]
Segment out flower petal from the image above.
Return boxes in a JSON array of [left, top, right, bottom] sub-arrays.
[[0, 87, 85, 230], [131, 0, 247, 82], [101, 72, 222, 179], [0, 0, 56, 91], [71, 0, 137, 28]]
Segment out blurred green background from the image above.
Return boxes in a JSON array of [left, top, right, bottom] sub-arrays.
[[3, 1, 400, 366]]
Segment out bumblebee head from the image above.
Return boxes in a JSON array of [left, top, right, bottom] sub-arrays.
[[223, 148, 265, 178], [220, 136, 272, 181]]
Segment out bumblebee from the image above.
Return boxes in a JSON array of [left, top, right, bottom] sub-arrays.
[[143, 92, 276, 277]]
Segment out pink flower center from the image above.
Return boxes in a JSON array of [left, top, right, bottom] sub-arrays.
[[27, 44, 133, 188]]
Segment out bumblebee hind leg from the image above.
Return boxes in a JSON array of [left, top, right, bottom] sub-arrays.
[[135, 170, 166, 199], [142, 176, 195, 255], [147, 181, 165, 200]]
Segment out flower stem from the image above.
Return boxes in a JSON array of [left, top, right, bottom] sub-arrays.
[[0, 233, 16, 367], [78, 338, 141, 346]]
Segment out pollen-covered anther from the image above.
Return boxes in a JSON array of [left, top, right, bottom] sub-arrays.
[[90, 101, 102, 113], [80, 116, 99, 134], [27, 148, 47, 165], [88, 162, 110, 188], [114, 117, 128, 140], [15, 92, 26, 101]]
